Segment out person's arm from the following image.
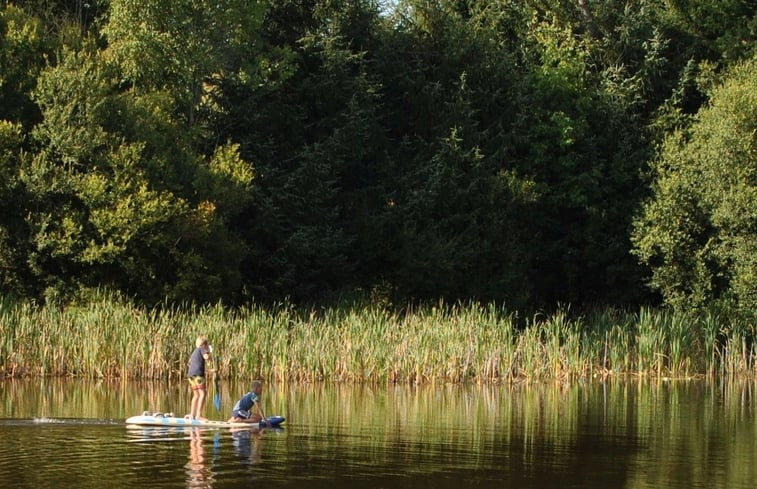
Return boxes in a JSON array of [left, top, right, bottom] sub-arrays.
[[203, 349, 214, 372], [255, 400, 266, 422]]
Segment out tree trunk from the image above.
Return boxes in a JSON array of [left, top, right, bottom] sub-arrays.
[[577, 0, 597, 37]]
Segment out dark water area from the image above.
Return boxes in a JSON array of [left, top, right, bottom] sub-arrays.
[[0, 379, 755, 488]]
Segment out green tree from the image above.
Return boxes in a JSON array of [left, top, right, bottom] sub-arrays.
[[0, 5, 53, 296], [512, 6, 652, 306], [104, 0, 264, 133], [22, 9, 255, 304], [376, 0, 651, 307], [0, 120, 29, 295], [632, 55, 757, 311], [219, 0, 391, 302], [0, 4, 47, 124], [374, 1, 541, 306]]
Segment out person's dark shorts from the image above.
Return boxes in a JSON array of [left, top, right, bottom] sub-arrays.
[[232, 409, 251, 419]]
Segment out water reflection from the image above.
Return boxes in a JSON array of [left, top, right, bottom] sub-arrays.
[[231, 427, 263, 464], [1, 379, 756, 489], [186, 429, 213, 489]]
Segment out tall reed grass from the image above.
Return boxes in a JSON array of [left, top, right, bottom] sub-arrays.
[[1, 294, 755, 382]]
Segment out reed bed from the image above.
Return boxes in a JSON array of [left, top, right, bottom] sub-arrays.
[[1, 294, 756, 382]]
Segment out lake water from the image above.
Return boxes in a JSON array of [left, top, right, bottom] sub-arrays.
[[0, 378, 755, 488]]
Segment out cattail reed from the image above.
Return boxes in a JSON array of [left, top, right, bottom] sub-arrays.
[[1, 293, 756, 382]]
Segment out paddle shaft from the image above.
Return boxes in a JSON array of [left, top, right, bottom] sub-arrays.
[[214, 355, 221, 411]]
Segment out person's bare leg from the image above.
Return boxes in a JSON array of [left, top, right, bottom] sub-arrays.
[[190, 390, 200, 419], [244, 413, 262, 423], [196, 389, 207, 420], [227, 413, 261, 423]]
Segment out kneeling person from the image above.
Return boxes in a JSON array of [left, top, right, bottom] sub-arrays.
[[229, 380, 267, 424]]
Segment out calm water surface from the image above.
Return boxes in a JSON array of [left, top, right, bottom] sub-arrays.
[[0, 379, 755, 488]]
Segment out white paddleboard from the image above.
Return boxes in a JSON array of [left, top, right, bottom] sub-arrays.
[[125, 412, 285, 429]]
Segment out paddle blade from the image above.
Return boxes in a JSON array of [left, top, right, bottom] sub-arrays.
[[213, 354, 221, 411], [214, 376, 221, 411]]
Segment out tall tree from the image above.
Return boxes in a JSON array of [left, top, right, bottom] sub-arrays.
[[632, 56, 757, 312], [0, 5, 52, 296], [0, 4, 49, 124], [219, 0, 391, 302], [374, 1, 541, 306], [16, 0, 261, 304], [104, 0, 265, 141], [375, 0, 652, 307]]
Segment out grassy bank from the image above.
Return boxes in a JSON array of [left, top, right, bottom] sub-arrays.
[[0, 295, 755, 382]]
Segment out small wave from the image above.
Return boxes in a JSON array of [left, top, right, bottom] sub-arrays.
[[29, 417, 123, 426], [33, 417, 66, 424]]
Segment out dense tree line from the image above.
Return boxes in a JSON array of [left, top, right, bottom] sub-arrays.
[[0, 0, 755, 311]]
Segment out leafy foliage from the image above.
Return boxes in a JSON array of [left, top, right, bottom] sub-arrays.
[[633, 56, 757, 311], [0, 0, 755, 311]]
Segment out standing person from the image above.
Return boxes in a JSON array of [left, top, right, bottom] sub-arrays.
[[187, 335, 213, 421], [228, 380, 267, 424]]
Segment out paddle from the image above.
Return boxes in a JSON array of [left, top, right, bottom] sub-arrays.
[[210, 345, 221, 412], [213, 360, 221, 411]]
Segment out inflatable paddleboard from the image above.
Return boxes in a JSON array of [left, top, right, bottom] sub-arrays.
[[125, 412, 285, 429]]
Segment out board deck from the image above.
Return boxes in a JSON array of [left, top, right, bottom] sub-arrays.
[[125, 413, 285, 429]]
